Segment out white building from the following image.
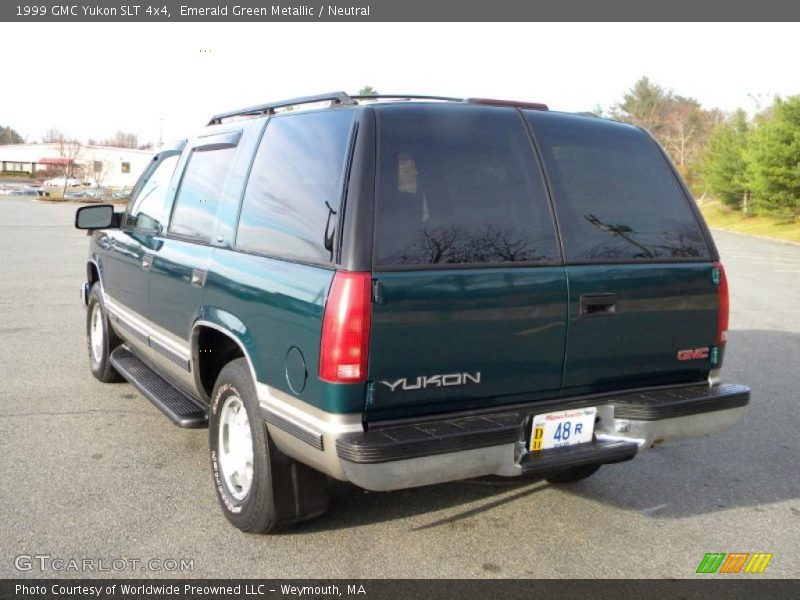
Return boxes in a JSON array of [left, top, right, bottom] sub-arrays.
[[0, 143, 154, 188]]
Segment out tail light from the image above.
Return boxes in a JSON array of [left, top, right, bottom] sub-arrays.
[[714, 261, 729, 345], [319, 272, 372, 383]]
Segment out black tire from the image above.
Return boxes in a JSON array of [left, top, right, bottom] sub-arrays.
[[544, 464, 602, 484], [209, 358, 329, 533], [86, 285, 123, 383]]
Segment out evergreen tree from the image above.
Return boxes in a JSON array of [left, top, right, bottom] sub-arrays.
[[0, 125, 24, 145], [744, 96, 800, 218], [613, 77, 671, 135], [699, 110, 749, 210]]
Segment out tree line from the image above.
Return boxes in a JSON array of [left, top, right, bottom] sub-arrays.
[[609, 77, 799, 220], [0, 126, 143, 149], [3, 80, 798, 219]]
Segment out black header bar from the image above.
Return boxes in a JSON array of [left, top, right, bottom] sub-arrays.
[[2, 0, 800, 22]]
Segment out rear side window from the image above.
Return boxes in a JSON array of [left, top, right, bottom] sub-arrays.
[[169, 146, 236, 242], [235, 110, 355, 263], [374, 105, 559, 267], [526, 112, 710, 262]]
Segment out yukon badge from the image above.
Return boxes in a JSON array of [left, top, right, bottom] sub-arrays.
[[380, 372, 481, 392]]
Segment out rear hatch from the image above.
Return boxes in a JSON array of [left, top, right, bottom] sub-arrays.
[[525, 111, 719, 396], [364, 104, 719, 421], [366, 105, 567, 421]]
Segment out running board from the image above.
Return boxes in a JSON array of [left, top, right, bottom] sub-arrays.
[[110, 345, 208, 428]]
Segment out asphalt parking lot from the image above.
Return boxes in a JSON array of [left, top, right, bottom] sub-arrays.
[[0, 197, 798, 578]]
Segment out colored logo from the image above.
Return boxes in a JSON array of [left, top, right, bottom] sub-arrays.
[[696, 552, 773, 574], [677, 347, 710, 361]]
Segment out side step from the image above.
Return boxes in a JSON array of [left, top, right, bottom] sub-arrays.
[[519, 439, 638, 476], [110, 345, 208, 428]]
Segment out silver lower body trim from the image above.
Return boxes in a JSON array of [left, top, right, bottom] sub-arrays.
[[257, 383, 362, 481], [341, 444, 522, 491]]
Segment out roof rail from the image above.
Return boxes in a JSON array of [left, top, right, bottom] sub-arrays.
[[355, 95, 548, 110], [207, 92, 357, 125], [352, 94, 464, 103]]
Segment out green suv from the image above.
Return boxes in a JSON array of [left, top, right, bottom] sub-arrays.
[[75, 92, 749, 532]]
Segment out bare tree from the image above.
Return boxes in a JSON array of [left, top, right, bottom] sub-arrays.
[[89, 158, 112, 189], [43, 128, 65, 143], [662, 99, 705, 172], [55, 136, 84, 199], [102, 131, 138, 148]]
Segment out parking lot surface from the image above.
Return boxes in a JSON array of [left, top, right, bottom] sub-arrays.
[[1, 197, 798, 578]]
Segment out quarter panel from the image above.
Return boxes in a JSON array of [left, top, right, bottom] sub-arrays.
[[203, 248, 364, 414]]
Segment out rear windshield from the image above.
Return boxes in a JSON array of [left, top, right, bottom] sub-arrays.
[[373, 105, 559, 267], [526, 112, 711, 262]]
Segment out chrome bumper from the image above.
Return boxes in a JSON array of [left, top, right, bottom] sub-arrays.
[[340, 404, 746, 491], [260, 382, 749, 492]]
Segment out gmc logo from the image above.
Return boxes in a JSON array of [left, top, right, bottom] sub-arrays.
[[677, 347, 710, 361]]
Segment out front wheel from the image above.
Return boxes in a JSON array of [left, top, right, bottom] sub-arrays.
[[86, 285, 123, 383], [209, 358, 329, 533]]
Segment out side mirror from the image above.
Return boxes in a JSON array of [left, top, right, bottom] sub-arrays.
[[75, 204, 118, 230]]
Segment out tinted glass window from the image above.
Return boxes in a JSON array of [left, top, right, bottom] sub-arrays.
[[526, 112, 710, 261], [169, 146, 236, 241], [374, 105, 558, 266], [127, 154, 179, 231], [236, 110, 355, 262]]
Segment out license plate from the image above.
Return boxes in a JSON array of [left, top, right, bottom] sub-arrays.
[[530, 407, 596, 451]]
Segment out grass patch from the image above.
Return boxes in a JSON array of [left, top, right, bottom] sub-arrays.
[[700, 202, 800, 244]]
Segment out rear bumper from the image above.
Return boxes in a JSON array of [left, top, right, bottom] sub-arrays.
[[262, 382, 749, 492]]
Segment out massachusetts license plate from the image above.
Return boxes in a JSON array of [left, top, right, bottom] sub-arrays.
[[530, 407, 597, 451]]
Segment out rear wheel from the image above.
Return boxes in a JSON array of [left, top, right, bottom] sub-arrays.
[[544, 464, 601, 484], [86, 285, 123, 383], [208, 358, 329, 533]]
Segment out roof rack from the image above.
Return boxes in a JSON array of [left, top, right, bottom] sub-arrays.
[[208, 93, 549, 125], [207, 92, 357, 125], [352, 94, 464, 103], [353, 95, 548, 110]]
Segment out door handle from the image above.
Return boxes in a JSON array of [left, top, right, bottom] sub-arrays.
[[141, 254, 153, 271], [580, 293, 617, 316], [191, 269, 207, 288]]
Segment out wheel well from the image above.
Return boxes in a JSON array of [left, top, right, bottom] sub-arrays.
[[194, 326, 245, 399], [87, 262, 100, 287]]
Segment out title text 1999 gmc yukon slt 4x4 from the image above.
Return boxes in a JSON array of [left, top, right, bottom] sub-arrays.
[[75, 92, 750, 533]]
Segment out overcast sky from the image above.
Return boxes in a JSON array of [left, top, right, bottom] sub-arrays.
[[2, 22, 798, 145]]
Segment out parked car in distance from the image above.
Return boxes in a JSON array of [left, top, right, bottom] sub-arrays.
[[10, 187, 43, 196], [75, 92, 749, 533], [110, 189, 131, 201], [65, 190, 99, 200], [44, 177, 82, 187]]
